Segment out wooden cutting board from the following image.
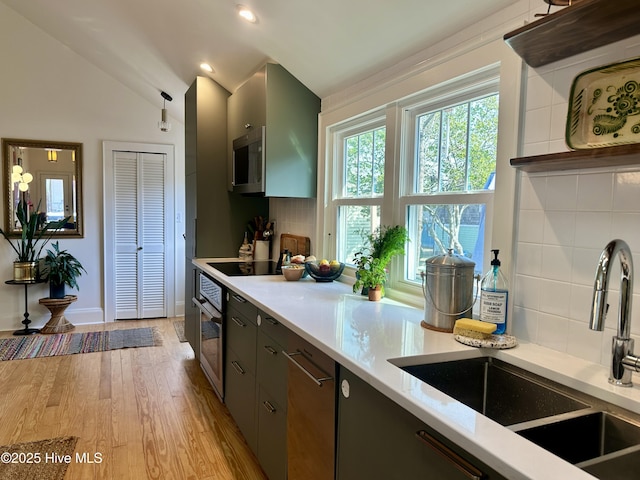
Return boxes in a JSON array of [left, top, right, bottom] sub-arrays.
[[280, 234, 311, 257]]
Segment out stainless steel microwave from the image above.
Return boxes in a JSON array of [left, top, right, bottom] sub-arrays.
[[232, 126, 266, 194]]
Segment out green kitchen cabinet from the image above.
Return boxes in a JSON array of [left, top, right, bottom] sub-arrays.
[[225, 290, 258, 454], [224, 299, 289, 480], [184, 76, 268, 355], [256, 310, 288, 480], [337, 366, 508, 480], [227, 62, 320, 198]]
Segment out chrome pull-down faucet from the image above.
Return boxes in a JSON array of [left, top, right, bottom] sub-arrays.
[[590, 239, 639, 386]]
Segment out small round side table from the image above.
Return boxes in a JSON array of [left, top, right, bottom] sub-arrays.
[[39, 295, 77, 334]]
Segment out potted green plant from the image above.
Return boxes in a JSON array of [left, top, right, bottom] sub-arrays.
[[0, 200, 69, 281], [352, 225, 410, 301], [42, 241, 86, 299], [353, 255, 388, 301]]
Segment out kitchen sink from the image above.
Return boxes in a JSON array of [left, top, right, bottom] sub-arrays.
[[392, 355, 640, 479], [398, 356, 589, 426], [515, 411, 640, 464]]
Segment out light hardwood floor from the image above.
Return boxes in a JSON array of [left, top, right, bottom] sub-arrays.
[[0, 318, 268, 480]]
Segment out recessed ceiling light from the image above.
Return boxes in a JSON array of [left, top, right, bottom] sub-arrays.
[[200, 63, 214, 73], [236, 5, 257, 23]]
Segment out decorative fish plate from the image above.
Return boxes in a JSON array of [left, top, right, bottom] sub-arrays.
[[566, 57, 640, 149]]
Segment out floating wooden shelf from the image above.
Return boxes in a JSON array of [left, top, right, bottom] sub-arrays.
[[504, 0, 639, 68], [510, 143, 640, 172]]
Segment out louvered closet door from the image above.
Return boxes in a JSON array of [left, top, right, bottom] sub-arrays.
[[113, 151, 166, 319]]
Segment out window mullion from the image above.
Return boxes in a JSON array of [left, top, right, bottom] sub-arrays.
[[465, 102, 471, 190]]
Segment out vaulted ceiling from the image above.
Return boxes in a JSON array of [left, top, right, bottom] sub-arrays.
[[2, 0, 523, 121]]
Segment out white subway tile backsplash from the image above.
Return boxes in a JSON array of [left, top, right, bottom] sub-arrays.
[[519, 175, 546, 211], [539, 279, 571, 317], [541, 245, 572, 282], [611, 213, 640, 251], [571, 248, 601, 286], [523, 106, 552, 145], [613, 171, 640, 212], [514, 274, 541, 309], [514, 25, 640, 367], [566, 319, 602, 364], [574, 212, 612, 249], [569, 283, 593, 322], [545, 175, 577, 211], [517, 210, 544, 243], [549, 103, 568, 144], [577, 173, 614, 211], [537, 313, 569, 352], [515, 242, 542, 276], [511, 306, 538, 342], [551, 67, 575, 105], [522, 141, 550, 157], [543, 211, 575, 246], [525, 72, 553, 111]]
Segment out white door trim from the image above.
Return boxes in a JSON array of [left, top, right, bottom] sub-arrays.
[[103, 141, 176, 322]]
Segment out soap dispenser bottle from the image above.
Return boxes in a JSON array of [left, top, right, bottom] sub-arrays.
[[480, 249, 509, 334]]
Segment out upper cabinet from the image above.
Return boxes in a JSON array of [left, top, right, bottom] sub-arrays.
[[504, 0, 638, 68], [228, 63, 321, 198]]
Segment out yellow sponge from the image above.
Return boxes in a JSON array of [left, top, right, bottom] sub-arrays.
[[453, 318, 497, 339]]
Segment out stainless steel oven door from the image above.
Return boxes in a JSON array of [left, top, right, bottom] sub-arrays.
[[193, 296, 224, 400]]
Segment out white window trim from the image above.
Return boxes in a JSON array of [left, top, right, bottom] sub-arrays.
[[317, 39, 523, 308]]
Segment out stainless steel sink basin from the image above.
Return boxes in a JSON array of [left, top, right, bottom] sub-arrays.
[[398, 356, 589, 426], [581, 446, 640, 480], [393, 355, 640, 479], [515, 411, 640, 464]]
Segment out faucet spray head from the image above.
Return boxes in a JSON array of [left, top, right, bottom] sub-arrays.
[[589, 290, 608, 331]]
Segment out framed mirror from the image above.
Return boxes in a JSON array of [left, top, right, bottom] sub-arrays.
[[2, 138, 83, 238]]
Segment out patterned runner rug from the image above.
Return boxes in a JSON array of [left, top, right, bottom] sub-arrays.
[[0, 436, 78, 480], [173, 321, 187, 342], [0, 327, 162, 361]]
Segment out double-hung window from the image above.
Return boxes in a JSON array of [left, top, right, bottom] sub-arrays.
[[326, 65, 502, 300], [402, 83, 499, 283], [332, 115, 386, 264]]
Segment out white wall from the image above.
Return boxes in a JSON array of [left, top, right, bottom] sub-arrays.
[[0, 3, 186, 330]]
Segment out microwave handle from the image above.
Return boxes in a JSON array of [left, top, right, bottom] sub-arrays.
[[231, 149, 236, 186]]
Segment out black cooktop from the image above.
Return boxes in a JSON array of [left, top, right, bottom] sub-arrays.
[[208, 260, 279, 276]]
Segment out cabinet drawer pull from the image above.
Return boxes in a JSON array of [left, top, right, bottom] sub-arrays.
[[262, 400, 276, 414], [231, 316, 246, 327], [415, 430, 484, 480], [232, 294, 247, 303], [283, 350, 333, 387], [265, 316, 278, 326], [231, 361, 245, 375], [263, 345, 278, 355]]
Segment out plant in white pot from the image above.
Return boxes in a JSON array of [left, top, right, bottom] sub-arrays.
[[42, 241, 86, 299], [0, 200, 69, 281]]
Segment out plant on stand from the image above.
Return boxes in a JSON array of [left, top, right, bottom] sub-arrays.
[[352, 225, 409, 301], [42, 241, 86, 299], [0, 200, 69, 281]]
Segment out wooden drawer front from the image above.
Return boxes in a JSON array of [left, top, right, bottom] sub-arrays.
[[228, 290, 257, 323], [257, 386, 287, 480], [257, 330, 288, 408], [225, 348, 257, 454], [258, 310, 288, 346], [287, 330, 335, 376], [227, 309, 257, 375]]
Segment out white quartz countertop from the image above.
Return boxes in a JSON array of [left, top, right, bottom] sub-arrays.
[[194, 258, 640, 480]]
